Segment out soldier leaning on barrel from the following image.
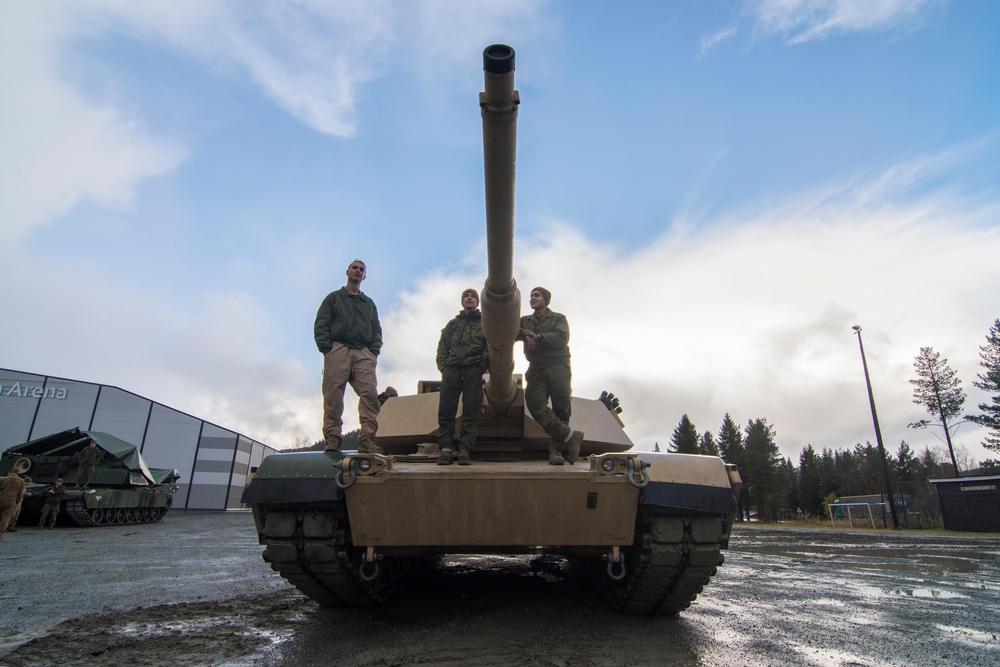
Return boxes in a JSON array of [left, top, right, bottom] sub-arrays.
[[435, 288, 489, 466], [314, 259, 383, 454], [38, 478, 66, 529], [73, 438, 103, 489], [517, 286, 585, 465]]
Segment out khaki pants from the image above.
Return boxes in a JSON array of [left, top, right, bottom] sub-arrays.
[[524, 363, 573, 443], [322, 343, 380, 447]]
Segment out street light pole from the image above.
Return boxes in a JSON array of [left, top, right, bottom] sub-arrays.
[[852, 325, 900, 529]]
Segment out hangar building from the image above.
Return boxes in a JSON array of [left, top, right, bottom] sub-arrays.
[[0, 368, 278, 510]]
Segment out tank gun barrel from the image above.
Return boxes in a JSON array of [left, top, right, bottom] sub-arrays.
[[479, 44, 521, 415]]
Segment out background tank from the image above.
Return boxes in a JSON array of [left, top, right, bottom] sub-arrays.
[[0, 427, 179, 527], [242, 44, 742, 615]]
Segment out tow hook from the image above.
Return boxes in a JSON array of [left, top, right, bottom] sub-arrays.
[[626, 457, 650, 489], [335, 458, 357, 489], [604, 546, 626, 580], [359, 546, 381, 582]]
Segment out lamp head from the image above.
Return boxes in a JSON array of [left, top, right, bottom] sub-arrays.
[[851, 325, 861, 333]]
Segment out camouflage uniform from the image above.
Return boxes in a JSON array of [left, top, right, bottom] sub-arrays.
[[0, 472, 27, 539], [38, 483, 66, 528], [75, 444, 103, 488], [518, 308, 573, 443], [436, 301, 488, 455]]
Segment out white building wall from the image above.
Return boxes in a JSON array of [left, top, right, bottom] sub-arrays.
[[0, 368, 279, 510]]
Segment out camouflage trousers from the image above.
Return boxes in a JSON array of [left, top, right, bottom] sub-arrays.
[[77, 464, 96, 487], [39, 503, 59, 527], [524, 363, 573, 443], [437, 364, 484, 451]]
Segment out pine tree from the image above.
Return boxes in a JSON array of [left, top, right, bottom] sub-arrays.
[[892, 441, 919, 480], [669, 414, 700, 454], [699, 430, 720, 456], [798, 445, 824, 516], [742, 418, 782, 522], [966, 318, 1000, 453], [908, 346, 966, 477], [717, 414, 747, 520]]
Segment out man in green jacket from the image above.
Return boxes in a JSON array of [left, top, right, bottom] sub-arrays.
[[314, 259, 383, 453], [518, 287, 585, 465], [436, 288, 488, 465]]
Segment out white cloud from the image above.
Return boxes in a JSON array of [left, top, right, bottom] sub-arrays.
[[0, 2, 186, 241], [702, 0, 948, 50]]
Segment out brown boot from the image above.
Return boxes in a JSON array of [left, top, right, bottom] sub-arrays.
[[358, 437, 383, 454], [437, 448, 454, 465], [323, 436, 342, 452], [457, 449, 472, 466], [565, 430, 584, 465], [548, 443, 565, 465]]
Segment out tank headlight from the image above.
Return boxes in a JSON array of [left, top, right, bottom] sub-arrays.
[[357, 457, 373, 473], [601, 458, 616, 472]]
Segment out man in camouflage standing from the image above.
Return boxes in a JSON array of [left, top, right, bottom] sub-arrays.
[[38, 478, 66, 529], [314, 259, 383, 454], [518, 287, 585, 465], [74, 438, 103, 489], [435, 288, 489, 465]]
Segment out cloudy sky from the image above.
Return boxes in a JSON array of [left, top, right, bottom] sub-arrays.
[[3, 0, 998, 466]]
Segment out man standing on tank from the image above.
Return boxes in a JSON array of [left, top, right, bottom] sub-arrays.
[[518, 287, 585, 465], [435, 288, 489, 466], [314, 259, 383, 454], [74, 438, 103, 489]]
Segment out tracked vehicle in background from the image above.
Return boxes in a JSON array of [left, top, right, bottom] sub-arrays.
[[242, 45, 741, 615], [1, 427, 179, 527]]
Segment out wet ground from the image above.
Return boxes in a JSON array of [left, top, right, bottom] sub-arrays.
[[0, 511, 998, 666]]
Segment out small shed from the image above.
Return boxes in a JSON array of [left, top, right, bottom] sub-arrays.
[[929, 475, 1000, 533]]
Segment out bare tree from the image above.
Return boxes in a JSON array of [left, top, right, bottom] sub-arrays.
[[908, 347, 966, 477]]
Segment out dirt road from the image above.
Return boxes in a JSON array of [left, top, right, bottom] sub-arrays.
[[1, 512, 997, 666]]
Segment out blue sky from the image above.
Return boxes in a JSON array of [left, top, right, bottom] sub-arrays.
[[3, 0, 999, 466]]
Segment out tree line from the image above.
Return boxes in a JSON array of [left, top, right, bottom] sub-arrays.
[[662, 318, 1000, 521]]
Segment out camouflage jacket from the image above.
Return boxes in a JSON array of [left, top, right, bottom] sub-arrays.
[[437, 310, 488, 371], [314, 287, 383, 356], [76, 446, 103, 468], [518, 309, 571, 368], [41, 484, 66, 506]]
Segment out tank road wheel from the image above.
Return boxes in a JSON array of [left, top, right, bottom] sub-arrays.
[[256, 505, 423, 609], [114, 508, 127, 524], [584, 510, 725, 616], [125, 509, 135, 524], [91, 509, 105, 525]]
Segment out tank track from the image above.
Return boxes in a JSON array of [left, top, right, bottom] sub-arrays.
[[258, 504, 424, 607], [578, 508, 726, 616], [64, 499, 168, 527]]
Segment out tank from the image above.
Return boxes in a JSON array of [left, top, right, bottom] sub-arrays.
[[0, 427, 179, 527], [241, 44, 742, 615]]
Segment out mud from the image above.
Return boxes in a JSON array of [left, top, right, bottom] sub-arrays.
[[1, 513, 998, 666]]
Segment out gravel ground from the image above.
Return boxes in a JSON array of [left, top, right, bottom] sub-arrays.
[[1, 511, 998, 666]]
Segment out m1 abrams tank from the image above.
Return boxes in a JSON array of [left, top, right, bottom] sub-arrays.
[[241, 45, 741, 615], [0, 427, 179, 527]]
